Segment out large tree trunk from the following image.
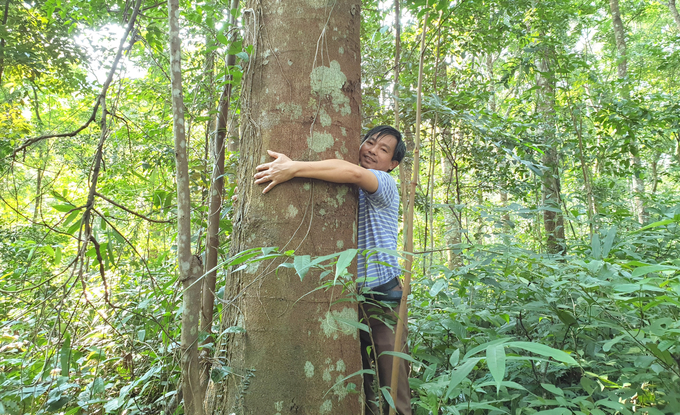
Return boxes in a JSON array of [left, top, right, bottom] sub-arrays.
[[168, 0, 203, 413], [536, 48, 566, 255], [206, 1, 362, 414], [609, 0, 646, 224]]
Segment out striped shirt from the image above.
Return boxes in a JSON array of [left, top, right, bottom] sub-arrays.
[[357, 169, 401, 288]]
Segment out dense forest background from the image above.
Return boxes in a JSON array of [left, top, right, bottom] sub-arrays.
[[1, 0, 680, 413]]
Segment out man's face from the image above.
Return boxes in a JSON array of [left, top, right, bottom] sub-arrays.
[[359, 134, 399, 172]]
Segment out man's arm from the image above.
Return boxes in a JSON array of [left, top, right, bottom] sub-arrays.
[[254, 150, 379, 194]]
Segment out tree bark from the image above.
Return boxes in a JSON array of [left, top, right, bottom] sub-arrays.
[[206, 1, 362, 413], [536, 47, 566, 255], [609, 0, 646, 224], [0, 0, 10, 86], [668, 0, 680, 31], [168, 0, 203, 412], [441, 129, 461, 269], [201, 0, 239, 395]]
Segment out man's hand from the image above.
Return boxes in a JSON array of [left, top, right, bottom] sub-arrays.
[[254, 150, 296, 193]]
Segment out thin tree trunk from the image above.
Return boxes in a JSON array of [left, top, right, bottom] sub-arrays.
[[668, 0, 680, 30], [206, 1, 363, 413], [536, 47, 566, 255], [441, 130, 460, 269], [0, 0, 10, 86], [168, 0, 203, 412], [651, 151, 660, 194], [389, 4, 428, 412], [609, 0, 646, 224], [200, 0, 239, 396], [32, 146, 48, 222]]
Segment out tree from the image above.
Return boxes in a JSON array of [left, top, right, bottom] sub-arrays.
[[168, 0, 203, 411], [206, 1, 363, 413], [609, 0, 646, 224]]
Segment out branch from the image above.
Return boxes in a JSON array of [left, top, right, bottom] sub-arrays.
[[95, 192, 174, 223], [11, 0, 143, 157]]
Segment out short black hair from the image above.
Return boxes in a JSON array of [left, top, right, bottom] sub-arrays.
[[361, 125, 406, 164]]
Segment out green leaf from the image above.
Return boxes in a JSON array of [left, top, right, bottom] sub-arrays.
[[541, 382, 564, 396], [380, 386, 396, 411], [236, 51, 249, 61], [293, 255, 312, 280], [505, 341, 577, 365], [601, 226, 616, 258], [591, 233, 601, 259], [631, 264, 678, 278], [633, 219, 674, 233], [445, 358, 481, 398], [60, 333, 71, 377], [379, 350, 420, 365], [429, 279, 446, 296], [556, 309, 578, 326], [52, 203, 76, 212], [486, 344, 506, 392], [449, 349, 460, 367], [335, 249, 358, 281], [216, 31, 229, 46], [603, 335, 625, 352]]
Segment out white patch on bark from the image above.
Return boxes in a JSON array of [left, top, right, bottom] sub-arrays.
[[338, 46, 344, 54], [286, 204, 299, 218], [309, 60, 350, 116], [336, 186, 348, 205], [319, 399, 333, 414], [333, 374, 348, 400], [304, 361, 315, 378], [336, 359, 346, 372], [336, 240, 344, 249], [307, 131, 335, 153], [318, 108, 332, 127], [276, 102, 303, 120], [319, 307, 358, 339], [303, 183, 311, 191], [275, 401, 283, 411]]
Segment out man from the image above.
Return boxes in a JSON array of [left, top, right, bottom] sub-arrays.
[[254, 125, 411, 415]]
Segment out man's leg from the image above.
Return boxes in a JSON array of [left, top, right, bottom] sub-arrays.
[[360, 302, 411, 415]]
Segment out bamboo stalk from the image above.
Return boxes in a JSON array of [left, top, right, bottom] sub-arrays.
[[388, 3, 429, 413]]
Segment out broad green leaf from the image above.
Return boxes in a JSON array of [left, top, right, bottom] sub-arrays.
[[380, 386, 396, 411], [293, 254, 312, 280], [591, 233, 601, 259], [429, 279, 446, 296], [603, 335, 625, 352], [486, 344, 506, 392], [541, 382, 564, 396], [533, 409, 570, 415], [379, 350, 420, 365], [216, 31, 229, 46], [449, 349, 460, 367], [335, 249, 358, 280], [52, 203, 76, 212], [556, 309, 578, 326], [631, 264, 679, 278], [60, 333, 71, 377], [505, 341, 577, 365], [464, 338, 511, 359], [601, 226, 616, 258], [445, 358, 481, 398], [634, 219, 674, 233]]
